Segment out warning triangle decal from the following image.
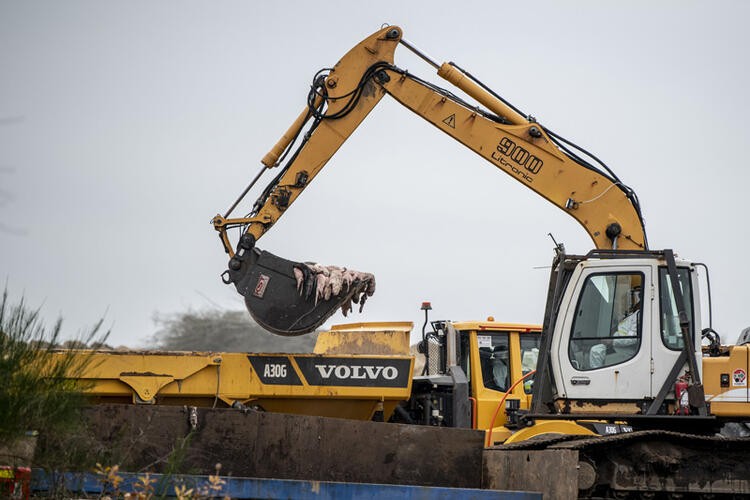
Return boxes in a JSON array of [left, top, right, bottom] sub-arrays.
[[442, 114, 456, 129]]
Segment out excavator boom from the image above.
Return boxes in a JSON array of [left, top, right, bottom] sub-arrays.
[[213, 26, 648, 335]]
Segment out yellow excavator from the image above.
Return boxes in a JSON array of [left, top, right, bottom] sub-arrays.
[[211, 25, 647, 335], [210, 26, 750, 496]]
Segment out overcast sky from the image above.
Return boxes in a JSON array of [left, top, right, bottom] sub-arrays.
[[1, 1, 748, 347]]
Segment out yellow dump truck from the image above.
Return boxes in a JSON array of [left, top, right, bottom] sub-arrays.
[[57, 319, 542, 440]]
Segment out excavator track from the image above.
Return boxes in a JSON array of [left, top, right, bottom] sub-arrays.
[[499, 430, 750, 498]]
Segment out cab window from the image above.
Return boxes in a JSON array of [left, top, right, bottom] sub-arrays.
[[478, 332, 510, 392], [520, 333, 541, 394], [569, 272, 643, 371], [458, 330, 472, 384], [659, 267, 694, 350]]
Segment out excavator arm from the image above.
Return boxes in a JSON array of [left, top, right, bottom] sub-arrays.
[[212, 27, 401, 254], [212, 25, 648, 335]]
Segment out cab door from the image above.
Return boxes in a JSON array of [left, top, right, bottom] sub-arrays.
[[650, 265, 701, 399], [472, 331, 511, 429], [554, 263, 653, 402]]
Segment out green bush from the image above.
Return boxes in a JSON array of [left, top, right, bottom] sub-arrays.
[[0, 288, 108, 446]]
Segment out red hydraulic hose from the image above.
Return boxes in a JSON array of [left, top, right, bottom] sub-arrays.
[[468, 397, 477, 429], [485, 370, 536, 447]]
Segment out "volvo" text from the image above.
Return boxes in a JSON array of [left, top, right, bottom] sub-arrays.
[[314, 365, 398, 380]]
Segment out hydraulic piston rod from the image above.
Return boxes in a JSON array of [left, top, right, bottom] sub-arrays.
[[399, 38, 527, 125]]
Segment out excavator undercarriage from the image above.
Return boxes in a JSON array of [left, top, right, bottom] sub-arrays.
[[494, 430, 750, 497]]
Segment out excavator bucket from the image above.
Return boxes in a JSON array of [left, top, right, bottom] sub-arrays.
[[223, 248, 375, 336]]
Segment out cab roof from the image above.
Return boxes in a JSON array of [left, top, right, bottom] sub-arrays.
[[450, 320, 541, 333]]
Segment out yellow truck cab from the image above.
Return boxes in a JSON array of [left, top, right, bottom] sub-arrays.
[[455, 320, 541, 441], [391, 319, 541, 445]]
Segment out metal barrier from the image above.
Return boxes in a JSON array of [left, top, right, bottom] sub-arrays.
[[32, 469, 542, 499]]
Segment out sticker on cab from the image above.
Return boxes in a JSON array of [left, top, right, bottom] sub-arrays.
[[732, 368, 747, 387], [477, 335, 493, 348]]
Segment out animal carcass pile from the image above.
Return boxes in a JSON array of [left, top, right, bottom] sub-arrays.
[[293, 263, 376, 316]]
